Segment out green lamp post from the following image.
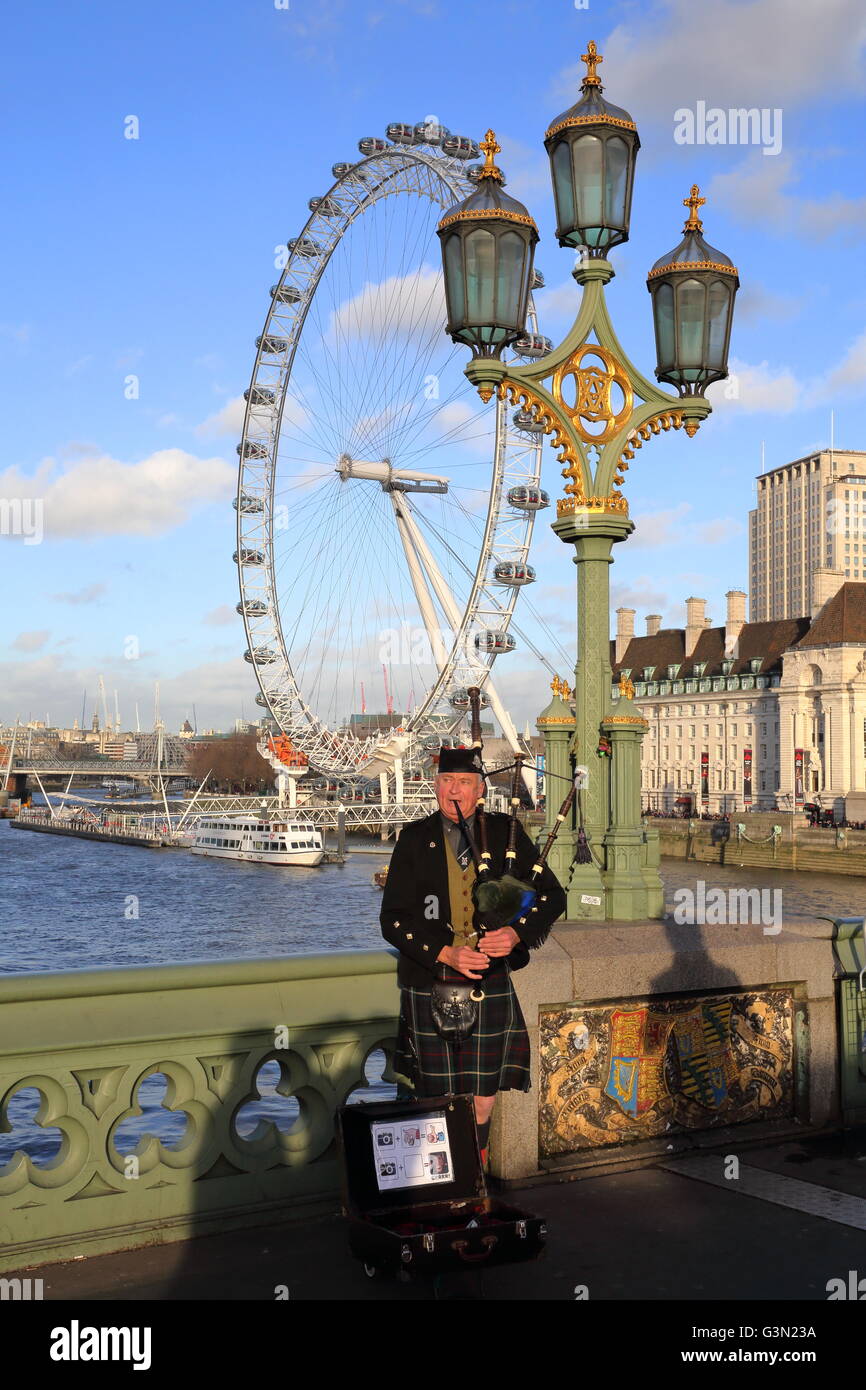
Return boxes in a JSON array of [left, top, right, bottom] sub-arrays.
[[438, 41, 739, 921]]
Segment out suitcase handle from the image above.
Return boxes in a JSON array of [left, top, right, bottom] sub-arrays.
[[451, 1234, 498, 1263]]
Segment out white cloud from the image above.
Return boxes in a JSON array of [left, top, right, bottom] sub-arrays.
[[820, 328, 866, 395], [12, 630, 50, 652], [329, 265, 444, 342], [611, 579, 670, 612], [709, 153, 866, 241], [50, 582, 107, 605], [551, 0, 866, 120], [708, 357, 801, 414], [629, 502, 692, 548], [203, 605, 237, 627], [196, 395, 247, 438], [0, 448, 235, 538]]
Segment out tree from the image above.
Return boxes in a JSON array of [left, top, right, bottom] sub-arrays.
[[186, 734, 273, 792]]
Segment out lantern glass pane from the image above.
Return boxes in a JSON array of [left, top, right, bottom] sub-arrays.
[[706, 278, 731, 369], [604, 136, 629, 227], [654, 282, 676, 367], [465, 228, 497, 326], [676, 278, 706, 367], [443, 233, 465, 326], [552, 140, 575, 239], [573, 135, 603, 235], [495, 229, 526, 326]]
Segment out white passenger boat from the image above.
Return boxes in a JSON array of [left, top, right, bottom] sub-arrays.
[[190, 814, 324, 866]]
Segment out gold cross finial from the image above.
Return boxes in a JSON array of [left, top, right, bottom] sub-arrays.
[[479, 129, 504, 182], [551, 674, 562, 696], [683, 184, 706, 231], [618, 673, 635, 701], [581, 40, 603, 87]]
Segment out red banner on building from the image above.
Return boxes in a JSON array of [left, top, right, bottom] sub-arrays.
[[794, 748, 804, 806], [743, 748, 752, 805], [701, 751, 709, 799]]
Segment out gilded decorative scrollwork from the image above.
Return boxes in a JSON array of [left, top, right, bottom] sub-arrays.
[[552, 343, 634, 446], [491, 379, 590, 499], [616, 410, 685, 471]]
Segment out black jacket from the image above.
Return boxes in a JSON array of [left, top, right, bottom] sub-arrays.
[[380, 810, 567, 989]]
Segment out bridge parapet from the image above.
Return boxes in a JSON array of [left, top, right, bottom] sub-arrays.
[[0, 952, 399, 1271]]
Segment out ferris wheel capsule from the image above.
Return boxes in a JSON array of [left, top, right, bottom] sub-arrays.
[[474, 631, 517, 654], [449, 687, 490, 710], [233, 492, 265, 513], [507, 485, 550, 510], [512, 333, 553, 359], [511, 410, 546, 435], [386, 123, 417, 145], [237, 599, 269, 616], [257, 334, 290, 355], [288, 236, 324, 258], [308, 195, 340, 216], [234, 548, 265, 566], [358, 137, 389, 155], [270, 284, 304, 305], [245, 386, 276, 405], [531, 269, 545, 289], [466, 163, 506, 186], [442, 134, 479, 160], [255, 693, 269, 707], [494, 561, 536, 586], [245, 647, 278, 665], [414, 120, 450, 146], [237, 441, 268, 459]]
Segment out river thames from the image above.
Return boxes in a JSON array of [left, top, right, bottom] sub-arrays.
[[0, 818, 861, 975]]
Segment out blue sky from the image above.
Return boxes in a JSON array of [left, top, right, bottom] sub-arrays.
[[2, 0, 865, 734]]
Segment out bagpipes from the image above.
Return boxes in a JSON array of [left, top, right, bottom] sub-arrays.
[[452, 686, 577, 938]]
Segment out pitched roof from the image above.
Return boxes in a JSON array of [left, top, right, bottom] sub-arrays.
[[611, 616, 810, 681], [796, 582, 866, 648]]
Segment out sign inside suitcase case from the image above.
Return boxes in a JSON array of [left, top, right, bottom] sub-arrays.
[[337, 1094, 547, 1281]]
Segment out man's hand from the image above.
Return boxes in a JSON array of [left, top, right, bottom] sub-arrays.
[[479, 926, 521, 958], [438, 944, 490, 980]]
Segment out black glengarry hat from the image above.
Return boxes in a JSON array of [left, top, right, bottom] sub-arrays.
[[437, 746, 484, 775]]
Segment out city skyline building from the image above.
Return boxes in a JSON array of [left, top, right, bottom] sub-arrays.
[[749, 449, 866, 622]]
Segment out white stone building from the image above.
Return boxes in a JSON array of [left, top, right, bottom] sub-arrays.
[[612, 576, 866, 820]]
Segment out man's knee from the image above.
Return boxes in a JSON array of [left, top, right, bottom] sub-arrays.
[[473, 1094, 496, 1123]]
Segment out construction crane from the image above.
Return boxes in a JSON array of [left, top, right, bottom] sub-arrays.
[[382, 664, 393, 716]]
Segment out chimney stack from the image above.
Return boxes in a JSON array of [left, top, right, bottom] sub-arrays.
[[645, 614, 662, 636], [725, 589, 746, 655], [810, 567, 845, 619], [685, 597, 706, 658], [615, 607, 636, 663]]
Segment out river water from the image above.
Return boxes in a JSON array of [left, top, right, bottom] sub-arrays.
[[1, 816, 863, 1165]]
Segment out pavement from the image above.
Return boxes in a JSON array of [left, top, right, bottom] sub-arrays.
[[17, 1126, 866, 1301]]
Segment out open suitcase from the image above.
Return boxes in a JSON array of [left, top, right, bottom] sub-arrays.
[[337, 1093, 547, 1281]]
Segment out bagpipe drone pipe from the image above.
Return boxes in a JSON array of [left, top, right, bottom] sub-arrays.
[[452, 687, 577, 936]]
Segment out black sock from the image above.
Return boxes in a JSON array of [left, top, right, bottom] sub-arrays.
[[476, 1119, 490, 1151]]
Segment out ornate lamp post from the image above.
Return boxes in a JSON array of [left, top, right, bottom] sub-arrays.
[[438, 42, 739, 921]]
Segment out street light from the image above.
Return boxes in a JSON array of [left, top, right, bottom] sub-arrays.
[[543, 40, 640, 254], [647, 185, 740, 394], [437, 131, 539, 358], [438, 41, 739, 921]]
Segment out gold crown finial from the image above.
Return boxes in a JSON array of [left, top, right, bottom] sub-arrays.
[[581, 40, 603, 87], [618, 673, 635, 701], [683, 184, 706, 232], [479, 129, 504, 182]]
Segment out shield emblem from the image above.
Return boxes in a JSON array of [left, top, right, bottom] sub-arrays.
[[604, 1008, 675, 1116], [673, 999, 736, 1109]]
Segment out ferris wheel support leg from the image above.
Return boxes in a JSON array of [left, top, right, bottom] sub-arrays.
[[397, 496, 535, 796], [389, 494, 452, 674]]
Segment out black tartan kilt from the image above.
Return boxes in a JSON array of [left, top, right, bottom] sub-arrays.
[[393, 961, 531, 1099]]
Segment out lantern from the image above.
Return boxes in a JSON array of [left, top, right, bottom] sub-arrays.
[[544, 41, 640, 254], [437, 130, 539, 357], [647, 186, 739, 394]]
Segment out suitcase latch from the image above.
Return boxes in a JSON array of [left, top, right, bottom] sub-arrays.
[[423, 1233, 435, 1253], [516, 1220, 527, 1239]]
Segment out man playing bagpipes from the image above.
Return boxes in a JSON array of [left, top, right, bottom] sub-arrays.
[[380, 693, 568, 1167]]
